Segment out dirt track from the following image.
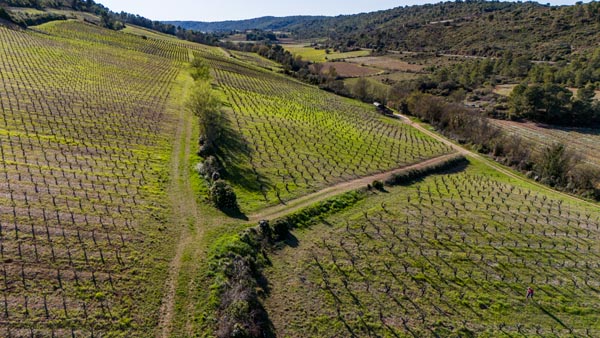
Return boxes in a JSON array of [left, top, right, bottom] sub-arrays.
[[249, 113, 597, 223], [248, 152, 461, 221], [395, 113, 599, 209]]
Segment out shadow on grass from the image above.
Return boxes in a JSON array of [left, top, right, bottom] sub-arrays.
[[214, 112, 272, 199], [386, 156, 469, 187], [283, 231, 299, 248], [220, 206, 249, 221], [536, 302, 570, 330]]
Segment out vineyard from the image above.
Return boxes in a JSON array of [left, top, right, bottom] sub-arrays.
[[0, 20, 190, 336], [282, 44, 370, 63], [492, 119, 600, 169], [2, 7, 600, 338], [193, 51, 454, 211], [265, 160, 600, 337]]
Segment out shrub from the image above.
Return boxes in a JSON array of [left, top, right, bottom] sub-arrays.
[[372, 180, 384, 191], [191, 57, 211, 81], [210, 180, 238, 210], [197, 156, 221, 181], [186, 81, 222, 154], [385, 155, 468, 186], [534, 143, 576, 187]]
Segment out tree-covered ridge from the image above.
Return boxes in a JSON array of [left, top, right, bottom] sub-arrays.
[[310, 0, 600, 60], [165, 16, 326, 33], [165, 1, 600, 61], [0, 0, 219, 44]]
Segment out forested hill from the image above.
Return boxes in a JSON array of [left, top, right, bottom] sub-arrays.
[[167, 0, 600, 61], [313, 0, 600, 60], [165, 15, 326, 33]]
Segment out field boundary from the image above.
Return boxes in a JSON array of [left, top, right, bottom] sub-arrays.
[[395, 113, 599, 208], [157, 72, 197, 338], [249, 152, 462, 221]]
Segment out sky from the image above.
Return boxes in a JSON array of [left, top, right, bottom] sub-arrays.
[[97, 0, 593, 22]]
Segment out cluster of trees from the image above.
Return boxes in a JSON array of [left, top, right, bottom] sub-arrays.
[[0, 1, 68, 26], [402, 92, 599, 200], [508, 83, 599, 125], [431, 47, 600, 92], [0, 0, 219, 44], [113, 11, 219, 44], [411, 47, 600, 127], [186, 58, 239, 211], [0, 0, 44, 9], [245, 30, 277, 42], [305, 1, 600, 60]]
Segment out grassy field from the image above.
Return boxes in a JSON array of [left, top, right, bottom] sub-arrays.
[[371, 72, 422, 83], [344, 76, 392, 95], [191, 50, 454, 212], [492, 119, 600, 169], [0, 20, 191, 336], [283, 44, 370, 62], [264, 159, 600, 337]]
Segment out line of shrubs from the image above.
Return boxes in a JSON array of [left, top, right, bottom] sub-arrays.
[[385, 154, 469, 186], [208, 190, 365, 338], [402, 92, 600, 201], [207, 155, 474, 337], [187, 58, 241, 212]]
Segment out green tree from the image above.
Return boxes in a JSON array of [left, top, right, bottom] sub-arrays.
[[571, 83, 596, 124], [535, 143, 577, 187], [190, 57, 210, 81], [210, 180, 238, 210], [508, 83, 530, 119], [352, 77, 370, 102], [186, 81, 222, 155], [540, 83, 572, 123]]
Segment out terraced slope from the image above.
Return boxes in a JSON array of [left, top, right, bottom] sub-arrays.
[[492, 119, 600, 169], [195, 50, 454, 211], [0, 20, 188, 336], [265, 160, 600, 337]]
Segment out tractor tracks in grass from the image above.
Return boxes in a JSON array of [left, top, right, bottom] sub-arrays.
[[158, 73, 199, 338]]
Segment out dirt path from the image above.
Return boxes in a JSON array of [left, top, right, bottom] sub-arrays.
[[249, 152, 461, 221], [395, 113, 599, 208], [157, 74, 198, 338], [250, 111, 596, 225]]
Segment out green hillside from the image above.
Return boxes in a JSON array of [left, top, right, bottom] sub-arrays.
[[166, 16, 326, 33], [265, 159, 600, 337], [193, 49, 453, 212], [0, 19, 193, 336], [167, 1, 600, 60], [1, 1, 599, 337], [302, 1, 600, 59]]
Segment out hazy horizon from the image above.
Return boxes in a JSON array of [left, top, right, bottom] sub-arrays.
[[98, 0, 594, 22]]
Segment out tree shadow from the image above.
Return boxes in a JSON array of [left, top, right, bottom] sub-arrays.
[[283, 232, 299, 248], [536, 303, 570, 331], [220, 206, 249, 221], [213, 111, 272, 196]]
